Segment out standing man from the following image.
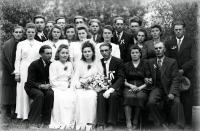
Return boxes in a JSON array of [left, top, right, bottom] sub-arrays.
[[1, 25, 24, 119], [24, 45, 54, 127], [147, 42, 185, 129], [34, 15, 47, 42], [74, 15, 86, 28], [89, 18, 103, 43], [111, 17, 133, 62], [97, 43, 124, 130], [165, 20, 197, 126], [55, 17, 66, 30]]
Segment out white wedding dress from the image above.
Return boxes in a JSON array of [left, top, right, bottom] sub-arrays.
[[49, 61, 76, 129], [71, 60, 103, 130]]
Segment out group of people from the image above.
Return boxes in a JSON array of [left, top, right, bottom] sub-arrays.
[[1, 14, 196, 130]]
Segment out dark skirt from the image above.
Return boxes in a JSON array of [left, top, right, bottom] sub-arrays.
[[123, 87, 148, 108]]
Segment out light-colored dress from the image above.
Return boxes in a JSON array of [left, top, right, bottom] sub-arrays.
[[71, 60, 103, 130], [43, 39, 68, 62], [14, 39, 42, 119], [49, 61, 76, 129], [96, 42, 120, 59]]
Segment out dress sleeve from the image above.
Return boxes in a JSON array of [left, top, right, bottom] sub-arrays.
[[112, 44, 121, 59], [49, 62, 69, 89], [14, 42, 22, 75]]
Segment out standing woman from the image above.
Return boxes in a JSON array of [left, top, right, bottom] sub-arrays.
[[123, 45, 151, 130], [69, 24, 93, 65], [134, 28, 148, 59], [43, 25, 68, 62], [144, 24, 163, 59], [71, 41, 103, 130], [49, 44, 76, 129], [14, 23, 42, 120], [64, 24, 77, 44], [1, 25, 24, 118]]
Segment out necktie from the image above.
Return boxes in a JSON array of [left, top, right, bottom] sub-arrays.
[[117, 32, 121, 42], [177, 39, 181, 51], [157, 59, 162, 69]]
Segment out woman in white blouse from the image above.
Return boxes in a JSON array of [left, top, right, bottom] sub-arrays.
[[14, 23, 42, 120], [49, 44, 76, 129], [71, 41, 103, 130], [96, 25, 120, 59], [69, 24, 95, 66], [43, 25, 68, 62]]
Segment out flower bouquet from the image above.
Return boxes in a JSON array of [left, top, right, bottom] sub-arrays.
[[80, 73, 112, 92]]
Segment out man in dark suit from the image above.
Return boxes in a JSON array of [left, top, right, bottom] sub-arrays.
[[111, 17, 133, 62], [34, 15, 47, 42], [24, 45, 54, 126], [147, 42, 185, 129], [97, 43, 124, 130], [165, 20, 197, 125], [89, 18, 103, 43]]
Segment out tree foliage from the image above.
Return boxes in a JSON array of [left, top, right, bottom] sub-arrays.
[[0, 0, 198, 44]]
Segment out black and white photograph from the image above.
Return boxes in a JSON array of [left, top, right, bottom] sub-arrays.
[[0, 0, 199, 130]]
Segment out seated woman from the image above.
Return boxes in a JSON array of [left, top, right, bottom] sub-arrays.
[[123, 45, 152, 130], [49, 44, 76, 129], [71, 41, 103, 130]]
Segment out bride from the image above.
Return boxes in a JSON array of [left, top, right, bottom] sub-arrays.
[[71, 41, 103, 130], [49, 44, 76, 129]]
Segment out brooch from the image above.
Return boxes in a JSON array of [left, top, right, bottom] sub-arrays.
[[87, 65, 91, 70], [64, 66, 68, 71], [120, 39, 125, 45]]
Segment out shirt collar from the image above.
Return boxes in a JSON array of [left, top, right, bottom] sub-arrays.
[[104, 56, 112, 64], [176, 35, 184, 43], [157, 56, 165, 63]]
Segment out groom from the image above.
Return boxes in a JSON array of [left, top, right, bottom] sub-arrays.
[[97, 43, 125, 129]]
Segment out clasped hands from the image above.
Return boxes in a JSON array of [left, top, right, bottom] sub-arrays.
[[103, 88, 115, 99], [128, 84, 142, 92], [38, 84, 52, 90]]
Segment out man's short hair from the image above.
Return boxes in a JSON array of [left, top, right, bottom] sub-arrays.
[[129, 16, 142, 26], [173, 20, 186, 28], [39, 45, 52, 54], [88, 18, 100, 26], [33, 15, 45, 23], [100, 43, 112, 50], [55, 17, 66, 23], [73, 15, 86, 23], [113, 17, 124, 23]]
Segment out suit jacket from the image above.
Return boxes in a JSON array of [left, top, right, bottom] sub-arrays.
[[34, 32, 47, 42], [165, 36, 196, 77], [148, 57, 180, 96], [101, 56, 125, 92], [25, 58, 51, 90], [111, 31, 133, 62]]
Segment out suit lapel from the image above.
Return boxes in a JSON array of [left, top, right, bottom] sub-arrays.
[[109, 57, 114, 72], [178, 37, 187, 55], [152, 59, 157, 81]]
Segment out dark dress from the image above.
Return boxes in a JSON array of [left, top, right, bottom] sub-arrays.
[[123, 60, 150, 107]]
